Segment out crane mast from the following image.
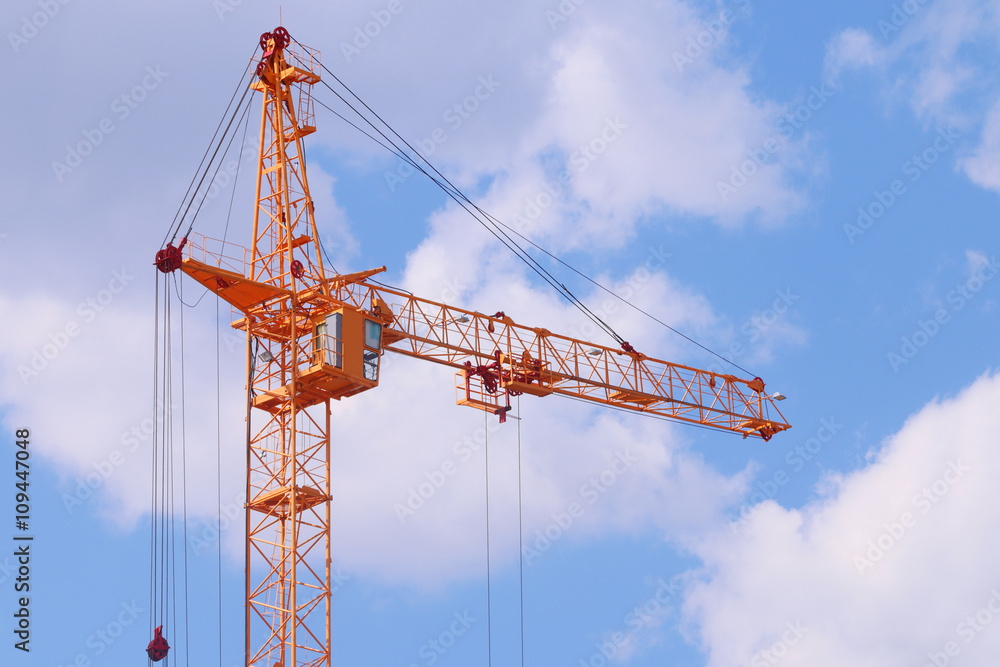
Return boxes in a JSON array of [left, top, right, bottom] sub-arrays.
[[239, 28, 331, 667], [156, 26, 790, 667]]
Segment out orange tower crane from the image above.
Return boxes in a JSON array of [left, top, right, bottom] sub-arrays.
[[155, 27, 790, 667]]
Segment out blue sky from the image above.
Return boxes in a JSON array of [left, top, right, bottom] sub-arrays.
[[2, 1, 999, 665]]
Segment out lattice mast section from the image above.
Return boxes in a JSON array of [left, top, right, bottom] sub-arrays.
[[245, 28, 330, 667]]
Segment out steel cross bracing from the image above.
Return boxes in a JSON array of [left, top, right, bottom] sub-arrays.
[[162, 25, 790, 667], [327, 279, 790, 439], [243, 28, 330, 667]]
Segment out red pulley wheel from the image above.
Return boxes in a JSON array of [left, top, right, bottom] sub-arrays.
[[273, 26, 290, 49]]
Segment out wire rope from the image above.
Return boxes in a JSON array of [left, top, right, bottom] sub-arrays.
[[307, 53, 755, 375]]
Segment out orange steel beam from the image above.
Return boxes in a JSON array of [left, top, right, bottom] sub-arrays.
[[329, 280, 791, 440]]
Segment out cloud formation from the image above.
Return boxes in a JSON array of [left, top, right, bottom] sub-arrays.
[[684, 371, 1000, 666]]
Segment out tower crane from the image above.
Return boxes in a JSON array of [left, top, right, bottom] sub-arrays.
[[153, 27, 790, 667]]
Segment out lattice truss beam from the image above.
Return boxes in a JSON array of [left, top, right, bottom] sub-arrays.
[[331, 281, 791, 439]]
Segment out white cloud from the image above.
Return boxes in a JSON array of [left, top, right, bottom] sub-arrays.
[[961, 99, 1000, 190], [326, 0, 813, 235], [825, 0, 1000, 192], [308, 161, 359, 270], [825, 28, 881, 79], [325, 357, 752, 588], [0, 0, 813, 589], [965, 248, 990, 277], [682, 371, 1000, 666], [0, 284, 249, 532]]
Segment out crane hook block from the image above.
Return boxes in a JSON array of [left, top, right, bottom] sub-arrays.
[[146, 625, 170, 662], [155, 237, 187, 274]]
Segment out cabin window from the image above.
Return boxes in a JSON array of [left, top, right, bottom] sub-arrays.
[[364, 319, 381, 349], [363, 319, 380, 381], [315, 313, 343, 368]]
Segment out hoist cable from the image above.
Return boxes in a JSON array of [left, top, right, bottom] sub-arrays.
[[297, 138, 342, 276], [484, 410, 493, 667], [310, 58, 627, 343], [483, 211, 757, 376], [516, 395, 525, 667], [309, 52, 755, 376], [313, 86, 623, 346], [562, 392, 750, 437], [311, 69, 625, 346], [221, 97, 254, 256], [171, 93, 255, 311], [216, 291, 224, 667], [181, 90, 257, 243], [148, 271, 160, 645], [161, 279, 172, 653], [164, 52, 256, 247], [313, 96, 408, 164], [178, 276, 191, 667]]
